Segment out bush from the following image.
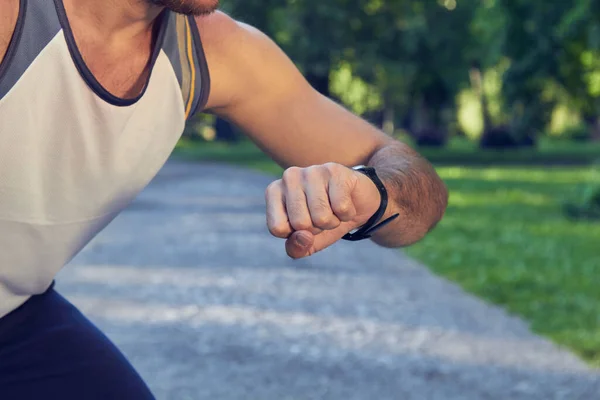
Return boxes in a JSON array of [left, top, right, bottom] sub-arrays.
[[563, 187, 600, 221], [479, 125, 537, 149], [479, 125, 519, 149], [563, 162, 600, 221], [415, 127, 447, 147], [562, 124, 591, 142]]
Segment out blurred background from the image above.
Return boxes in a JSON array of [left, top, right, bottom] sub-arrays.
[[174, 0, 600, 367]]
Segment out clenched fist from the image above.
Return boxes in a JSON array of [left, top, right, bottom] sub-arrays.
[[265, 162, 382, 259]]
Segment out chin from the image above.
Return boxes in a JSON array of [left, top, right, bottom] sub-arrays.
[[160, 0, 220, 16]]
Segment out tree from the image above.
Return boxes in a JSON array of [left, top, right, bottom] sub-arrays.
[[336, 0, 478, 144], [217, 0, 600, 146], [555, 0, 600, 139]]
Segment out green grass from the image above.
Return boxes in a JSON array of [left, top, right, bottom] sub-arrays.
[[175, 136, 600, 167], [419, 141, 600, 165], [173, 138, 600, 366], [407, 166, 600, 367]]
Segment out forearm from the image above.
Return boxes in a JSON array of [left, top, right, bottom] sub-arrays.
[[366, 142, 448, 248]]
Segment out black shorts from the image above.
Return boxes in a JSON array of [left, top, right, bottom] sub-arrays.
[[0, 283, 155, 399]]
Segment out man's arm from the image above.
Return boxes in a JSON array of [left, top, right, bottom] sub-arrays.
[[196, 12, 448, 253]]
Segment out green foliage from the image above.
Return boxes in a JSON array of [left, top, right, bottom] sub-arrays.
[[221, 0, 600, 147], [563, 162, 600, 221], [561, 124, 592, 142], [330, 62, 382, 115], [225, 0, 479, 133], [555, 0, 600, 119], [563, 186, 600, 221]]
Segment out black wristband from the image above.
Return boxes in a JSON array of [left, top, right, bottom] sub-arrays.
[[342, 166, 400, 241]]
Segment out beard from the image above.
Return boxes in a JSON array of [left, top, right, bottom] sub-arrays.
[[145, 0, 219, 16]]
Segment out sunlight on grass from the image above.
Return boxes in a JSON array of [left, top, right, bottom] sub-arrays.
[[450, 190, 551, 207], [440, 166, 597, 184]]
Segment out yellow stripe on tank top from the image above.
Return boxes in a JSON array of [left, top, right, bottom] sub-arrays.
[[184, 17, 197, 119], [176, 15, 192, 112]]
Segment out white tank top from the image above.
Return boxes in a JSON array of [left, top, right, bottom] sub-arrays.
[[0, 0, 210, 318]]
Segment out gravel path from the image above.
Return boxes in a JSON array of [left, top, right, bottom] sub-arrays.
[[56, 161, 600, 400]]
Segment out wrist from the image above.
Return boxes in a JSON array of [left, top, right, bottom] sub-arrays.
[[342, 165, 400, 241], [354, 168, 381, 218]]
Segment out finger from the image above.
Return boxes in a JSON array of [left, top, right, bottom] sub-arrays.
[[283, 168, 321, 235], [328, 173, 358, 222], [303, 168, 341, 230], [285, 230, 315, 259], [311, 221, 354, 252], [286, 220, 355, 259], [286, 187, 320, 234], [265, 181, 293, 238]]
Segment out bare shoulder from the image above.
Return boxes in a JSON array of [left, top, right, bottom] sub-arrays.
[[194, 11, 265, 59], [0, 0, 20, 65], [194, 11, 244, 42], [193, 11, 270, 110], [194, 11, 307, 112]]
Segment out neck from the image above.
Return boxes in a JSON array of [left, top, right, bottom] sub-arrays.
[[62, 0, 164, 39]]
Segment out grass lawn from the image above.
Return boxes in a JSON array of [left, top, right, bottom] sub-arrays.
[[175, 134, 600, 166], [412, 166, 600, 367], [173, 138, 600, 366]]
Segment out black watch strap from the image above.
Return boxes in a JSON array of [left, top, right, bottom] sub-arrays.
[[342, 166, 400, 241]]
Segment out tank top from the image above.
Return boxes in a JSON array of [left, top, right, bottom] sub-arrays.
[[0, 0, 210, 318]]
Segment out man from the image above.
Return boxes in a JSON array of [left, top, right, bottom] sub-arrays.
[[0, 0, 447, 398]]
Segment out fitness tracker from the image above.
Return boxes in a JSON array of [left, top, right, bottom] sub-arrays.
[[342, 165, 400, 241]]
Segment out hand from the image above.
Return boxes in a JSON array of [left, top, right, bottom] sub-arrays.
[[265, 163, 381, 259]]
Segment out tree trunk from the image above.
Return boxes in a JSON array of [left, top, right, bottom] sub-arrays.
[[382, 101, 395, 136], [412, 97, 446, 147], [584, 115, 600, 141], [469, 65, 492, 133], [411, 96, 430, 134]]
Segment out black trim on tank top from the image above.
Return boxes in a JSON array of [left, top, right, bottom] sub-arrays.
[[0, 0, 27, 89], [188, 15, 211, 116], [53, 0, 169, 107]]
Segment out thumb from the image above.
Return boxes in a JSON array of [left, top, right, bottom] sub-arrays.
[[285, 221, 357, 259], [285, 230, 315, 259]]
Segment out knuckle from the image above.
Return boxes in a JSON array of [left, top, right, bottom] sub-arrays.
[[269, 223, 290, 238], [309, 198, 335, 224], [283, 166, 301, 182], [324, 162, 343, 174], [302, 165, 326, 182], [265, 180, 281, 196], [312, 214, 330, 228], [334, 199, 352, 214], [303, 165, 319, 175], [289, 217, 313, 231], [333, 200, 356, 219], [313, 214, 340, 229]]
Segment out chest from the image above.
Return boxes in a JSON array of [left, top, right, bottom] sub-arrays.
[[0, 33, 9, 65], [0, 0, 19, 64], [0, 32, 186, 225], [66, 25, 154, 99], [81, 49, 150, 99]]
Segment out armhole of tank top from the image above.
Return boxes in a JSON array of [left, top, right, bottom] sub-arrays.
[[187, 15, 211, 119], [0, 0, 27, 92]]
